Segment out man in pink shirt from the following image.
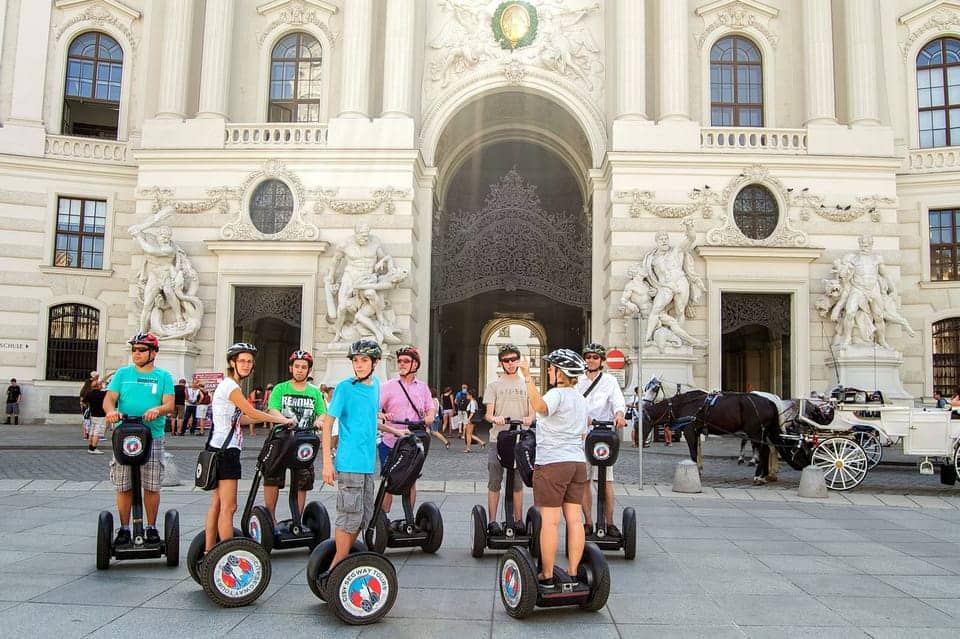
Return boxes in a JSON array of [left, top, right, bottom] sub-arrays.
[[379, 346, 435, 520]]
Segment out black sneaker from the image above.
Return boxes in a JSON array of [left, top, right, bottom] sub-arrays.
[[584, 522, 594, 537], [605, 524, 621, 538], [487, 521, 502, 536], [537, 574, 558, 590], [145, 528, 161, 544], [113, 528, 131, 546]]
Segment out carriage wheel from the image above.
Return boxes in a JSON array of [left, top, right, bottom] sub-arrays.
[[811, 437, 868, 491], [852, 430, 882, 469]]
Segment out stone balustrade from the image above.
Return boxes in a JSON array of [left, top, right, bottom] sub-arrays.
[[224, 123, 328, 147], [701, 127, 807, 153], [906, 147, 960, 173], [44, 135, 130, 164]]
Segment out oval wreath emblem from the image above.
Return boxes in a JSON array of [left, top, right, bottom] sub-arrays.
[[492, 1, 538, 50]]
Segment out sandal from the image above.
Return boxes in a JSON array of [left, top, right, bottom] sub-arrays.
[[480, 443, 487, 450], [463, 448, 471, 453], [445, 442, 450, 449]]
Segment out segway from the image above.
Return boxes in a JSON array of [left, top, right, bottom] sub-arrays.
[[304, 430, 429, 624], [96, 416, 179, 570], [364, 419, 443, 554], [470, 419, 541, 558], [583, 419, 636, 559], [241, 420, 330, 553]]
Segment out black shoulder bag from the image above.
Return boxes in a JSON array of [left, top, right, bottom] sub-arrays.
[[195, 408, 240, 490]]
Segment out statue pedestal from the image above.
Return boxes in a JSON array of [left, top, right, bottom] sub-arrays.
[[319, 343, 390, 387], [825, 344, 911, 401], [155, 339, 201, 381], [639, 346, 699, 393]]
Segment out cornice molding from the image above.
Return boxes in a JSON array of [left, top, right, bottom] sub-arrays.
[[55, 0, 140, 21]]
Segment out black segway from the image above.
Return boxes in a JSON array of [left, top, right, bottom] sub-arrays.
[[96, 416, 179, 570], [241, 421, 330, 553], [304, 430, 430, 624], [364, 419, 443, 554], [583, 419, 636, 559], [470, 419, 541, 558]]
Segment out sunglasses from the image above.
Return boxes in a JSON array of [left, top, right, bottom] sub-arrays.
[[131, 347, 150, 353], [500, 356, 520, 364], [397, 357, 414, 364], [584, 354, 602, 360]]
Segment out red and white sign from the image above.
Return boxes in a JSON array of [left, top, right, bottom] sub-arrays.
[[192, 372, 224, 393], [606, 348, 626, 369]]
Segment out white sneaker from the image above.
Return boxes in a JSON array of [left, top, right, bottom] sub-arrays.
[[88, 448, 104, 455]]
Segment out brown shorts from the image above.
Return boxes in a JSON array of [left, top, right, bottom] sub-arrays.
[[533, 461, 588, 508]]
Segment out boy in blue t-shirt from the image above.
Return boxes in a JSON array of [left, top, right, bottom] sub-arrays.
[[103, 333, 175, 546], [320, 339, 403, 570]]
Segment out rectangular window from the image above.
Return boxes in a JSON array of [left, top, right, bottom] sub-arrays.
[[930, 207, 960, 280], [54, 197, 106, 269]]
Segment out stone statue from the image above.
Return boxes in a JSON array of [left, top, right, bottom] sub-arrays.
[[537, 1, 601, 89], [816, 234, 916, 350], [324, 223, 408, 345], [129, 206, 203, 341], [428, 0, 493, 87], [622, 219, 706, 349]]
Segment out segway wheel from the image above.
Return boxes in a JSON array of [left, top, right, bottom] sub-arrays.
[[363, 511, 389, 555], [578, 543, 611, 612], [247, 506, 275, 554], [187, 527, 243, 585], [164, 509, 180, 567], [622, 507, 637, 560], [525, 507, 541, 559], [302, 501, 331, 549], [326, 552, 397, 625], [416, 502, 444, 554], [498, 546, 537, 619], [200, 538, 271, 608], [307, 539, 366, 601], [470, 505, 487, 558], [96, 511, 113, 570]]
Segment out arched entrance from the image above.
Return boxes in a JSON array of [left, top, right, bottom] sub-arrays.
[[721, 293, 791, 396], [429, 91, 594, 392], [233, 286, 302, 390]]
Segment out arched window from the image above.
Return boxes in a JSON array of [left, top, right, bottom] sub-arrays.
[[710, 36, 763, 127], [268, 32, 323, 123], [46, 304, 99, 381], [933, 317, 960, 396], [250, 179, 294, 234], [63, 32, 123, 139], [917, 37, 960, 148], [733, 185, 778, 240]]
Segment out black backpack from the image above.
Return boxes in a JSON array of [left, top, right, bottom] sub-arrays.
[[257, 427, 293, 477], [456, 394, 470, 411], [382, 432, 426, 495], [514, 429, 537, 488]]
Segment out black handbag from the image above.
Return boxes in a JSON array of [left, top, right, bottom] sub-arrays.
[[194, 448, 220, 490]]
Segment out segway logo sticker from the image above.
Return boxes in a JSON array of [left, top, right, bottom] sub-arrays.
[[214, 551, 262, 598], [501, 559, 522, 607], [593, 442, 611, 461], [297, 443, 315, 462], [340, 566, 389, 616], [122, 436, 143, 457]]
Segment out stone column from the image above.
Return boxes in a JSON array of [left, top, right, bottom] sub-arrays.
[[338, 0, 373, 118], [8, 0, 51, 124], [616, 0, 646, 120], [0, 0, 9, 73], [156, 0, 193, 119], [381, 0, 415, 117], [802, 0, 837, 124], [845, 0, 880, 126], [658, 0, 689, 121], [197, 0, 234, 119]]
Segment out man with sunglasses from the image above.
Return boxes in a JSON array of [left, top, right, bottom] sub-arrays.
[[575, 343, 627, 537], [103, 332, 175, 547], [483, 344, 535, 536]]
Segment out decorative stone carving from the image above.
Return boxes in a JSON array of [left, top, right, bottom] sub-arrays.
[[426, 0, 603, 99], [324, 223, 407, 346], [791, 192, 893, 223], [256, 0, 339, 47], [695, 0, 780, 51], [815, 234, 916, 352], [234, 286, 302, 329], [54, 2, 141, 54], [615, 188, 720, 219], [128, 206, 203, 341], [705, 165, 808, 247], [620, 219, 706, 351], [898, 1, 960, 61], [721, 293, 790, 337], [140, 186, 235, 216], [312, 187, 410, 216], [224, 161, 318, 241]]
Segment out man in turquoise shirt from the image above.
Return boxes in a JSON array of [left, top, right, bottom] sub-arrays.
[[104, 333, 175, 546]]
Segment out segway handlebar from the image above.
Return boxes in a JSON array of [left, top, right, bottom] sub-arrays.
[[116, 415, 144, 424], [389, 418, 427, 431], [591, 419, 615, 428]]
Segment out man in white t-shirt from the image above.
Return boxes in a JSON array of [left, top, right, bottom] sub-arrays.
[[575, 343, 626, 537]]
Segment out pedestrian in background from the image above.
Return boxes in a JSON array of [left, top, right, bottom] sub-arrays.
[[5, 378, 21, 425]]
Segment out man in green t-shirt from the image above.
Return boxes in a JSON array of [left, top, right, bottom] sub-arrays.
[[265, 349, 327, 527], [103, 333, 175, 546]]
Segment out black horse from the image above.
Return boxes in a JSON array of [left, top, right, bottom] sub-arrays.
[[641, 377, 786, 483]]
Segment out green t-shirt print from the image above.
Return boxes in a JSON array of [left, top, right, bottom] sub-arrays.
[[267, 381, 326, 430]]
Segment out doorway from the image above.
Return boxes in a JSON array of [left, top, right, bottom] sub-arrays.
[[233, 286, 303, 390], [721, 293, 791, 396]]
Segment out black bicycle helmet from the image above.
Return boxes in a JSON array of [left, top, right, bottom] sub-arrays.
[[582, 342, 606, 359], [543, 348, 586, 378], [348, 339, 381, 360], [227, 342, 258, 359], [498, 343, 521, 359], [289, 349, 314, 368]]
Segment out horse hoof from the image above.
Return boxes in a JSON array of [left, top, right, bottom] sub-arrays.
[[737, 459, 745, 466], [766, 475, 778, 483], [752, 477, 766, 486], [747, 460, 756, 467]]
